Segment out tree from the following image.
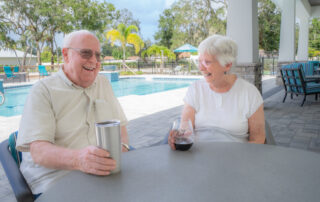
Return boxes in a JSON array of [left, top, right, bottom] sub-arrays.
[[154, 9, 175, 48], [106, 23, 144, 71], [258, 0, 281, 52], [142, 45, 175, 72], [154, 0, 226, 50], [309, 18, 320, 52]]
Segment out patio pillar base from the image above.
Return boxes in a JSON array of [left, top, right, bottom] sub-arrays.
[[276, 61, 294, 85], [230, 63, 262, 93]]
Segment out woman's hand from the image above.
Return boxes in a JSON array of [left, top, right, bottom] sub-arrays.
[[168, 130, 177, 150]]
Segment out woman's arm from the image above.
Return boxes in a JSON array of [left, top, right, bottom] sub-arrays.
[[181, 103, 196, 128], [248, 104, 266, 144]]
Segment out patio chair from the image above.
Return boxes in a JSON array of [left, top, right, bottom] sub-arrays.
[[14, 66, 19, 72], [4, 66, 19, 82], [0, 131, 34, 202], [38, 65, 50, 78], [280, 64, 320, 106], [173, 65, 183, 75]]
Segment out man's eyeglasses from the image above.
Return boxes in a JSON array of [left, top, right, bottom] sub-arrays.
[[68, 48, 101, 62]]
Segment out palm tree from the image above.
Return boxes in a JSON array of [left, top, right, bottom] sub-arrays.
[[106, 23, 144, 72], [142, 45, 175, 73]]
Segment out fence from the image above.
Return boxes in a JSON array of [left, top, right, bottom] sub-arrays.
[[259, 53, 278, 75]]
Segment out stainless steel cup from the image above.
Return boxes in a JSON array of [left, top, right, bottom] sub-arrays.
[[95, 120, 121, 174]]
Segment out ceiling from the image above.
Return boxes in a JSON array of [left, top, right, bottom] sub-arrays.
[[309, 0, 320, 6]]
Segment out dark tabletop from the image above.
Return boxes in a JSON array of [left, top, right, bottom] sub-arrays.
[[37, 142, 320, 202]]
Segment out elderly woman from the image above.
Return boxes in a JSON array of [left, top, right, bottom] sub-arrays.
[[169, 35, 265, 150]]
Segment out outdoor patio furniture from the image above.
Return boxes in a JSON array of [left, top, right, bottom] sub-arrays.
[[38, 65, 50, 78], [4, 66, 20, 82], [308, 61, 320, 75], [14, 66, 19, 72], [280, 64, 320, 106], [0, 131, 34, 202], [37, 142, 320, 202]]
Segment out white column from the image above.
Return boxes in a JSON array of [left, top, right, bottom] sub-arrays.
[[227, 0, 259, 64], [278, 0, 296, 62], [297, 16, 309, 61]]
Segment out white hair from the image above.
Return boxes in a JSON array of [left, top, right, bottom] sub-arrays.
[[62, 30, 99, 48], [198, 35, 238, 67]]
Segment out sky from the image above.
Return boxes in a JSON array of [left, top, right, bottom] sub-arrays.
[[107, 0, 176, 41]]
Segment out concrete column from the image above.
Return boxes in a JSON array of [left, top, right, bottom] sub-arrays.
[[276, 0, 296, 85], [227, 0, 261, 92], [278, 0, 296, 62], [297, 16, 309, 61]]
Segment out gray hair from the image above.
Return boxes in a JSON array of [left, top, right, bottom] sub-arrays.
[[198, 35, 238, 67], [62, 30, 99, 48]]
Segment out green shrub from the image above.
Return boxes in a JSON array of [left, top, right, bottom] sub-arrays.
[[120, 71, 143, 75]]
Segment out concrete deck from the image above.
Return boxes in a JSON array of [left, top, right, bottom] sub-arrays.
[[1, 75, 320, 201]]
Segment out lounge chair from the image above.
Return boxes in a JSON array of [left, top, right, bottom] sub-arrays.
[[0, 131, 34, 202], [38, 65, 50, 79], [173, 65, 183, 75], [4, 66, 20, 82], [14, 66, 19, 72]]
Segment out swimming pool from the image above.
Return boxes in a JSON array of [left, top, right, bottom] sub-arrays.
[[0, 78, 198, 117]]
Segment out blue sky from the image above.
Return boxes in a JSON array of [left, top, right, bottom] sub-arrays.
[[107, 0, 176, 41]]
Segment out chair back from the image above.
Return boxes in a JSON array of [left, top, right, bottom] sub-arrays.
[[280, 64, 306, 94], [38, 65, 49, 76], [14, 66, 19, 73], [0, 131, 34, 202], [4, 66, 14, 77]]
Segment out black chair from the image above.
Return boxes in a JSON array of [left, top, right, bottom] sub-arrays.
[[0, 132, 34, 202], [280, 64, 320, 106]]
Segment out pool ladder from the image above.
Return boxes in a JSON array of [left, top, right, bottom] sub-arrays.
[[0, 92, 4, 106]]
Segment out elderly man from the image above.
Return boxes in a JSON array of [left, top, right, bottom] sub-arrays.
[[16, 30, 129, 195]]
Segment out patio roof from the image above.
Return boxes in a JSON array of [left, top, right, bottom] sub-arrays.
[[0, 49, 36, 58]]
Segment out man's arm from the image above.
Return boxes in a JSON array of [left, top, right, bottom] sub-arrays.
[[30, 141, 116, 175], [248, 104, 266, 144]]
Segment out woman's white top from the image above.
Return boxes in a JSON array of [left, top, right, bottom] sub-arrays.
[[184, 78, 263, 143]]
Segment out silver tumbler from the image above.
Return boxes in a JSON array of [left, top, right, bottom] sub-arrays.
[[95, 120, 121, 174]]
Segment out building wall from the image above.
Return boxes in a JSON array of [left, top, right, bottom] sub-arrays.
[[0, 57, 37, 66]]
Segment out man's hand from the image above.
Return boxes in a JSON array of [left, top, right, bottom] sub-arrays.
[[74, 146, 116, 175], [168, 130, 177, 150]]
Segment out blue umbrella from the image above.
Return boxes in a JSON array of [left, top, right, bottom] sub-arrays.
[[174, 44, 198, 53]]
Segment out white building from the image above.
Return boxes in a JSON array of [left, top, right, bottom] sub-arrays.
[[0, 49, 37, 66]]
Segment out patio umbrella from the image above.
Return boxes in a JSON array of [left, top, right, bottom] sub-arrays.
[[174, 44, 198, 73], [174, 44, 198, 53]]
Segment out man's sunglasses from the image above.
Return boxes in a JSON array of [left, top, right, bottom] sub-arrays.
[[68, 48, 101, 62]]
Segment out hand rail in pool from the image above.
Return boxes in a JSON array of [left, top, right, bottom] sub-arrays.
[[0, 92, 4, 106]]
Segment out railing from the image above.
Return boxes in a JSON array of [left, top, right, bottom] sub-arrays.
[[260, 53, 278, 75]]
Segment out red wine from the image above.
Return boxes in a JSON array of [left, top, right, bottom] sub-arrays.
[[174, 142, 193, 151], [174, 138, 193, 151]]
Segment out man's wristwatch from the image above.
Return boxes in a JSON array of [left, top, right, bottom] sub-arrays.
[[121, 143, 130, 151]]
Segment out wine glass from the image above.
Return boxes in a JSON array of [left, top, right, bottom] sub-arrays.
[[172, 118, 194, 151]]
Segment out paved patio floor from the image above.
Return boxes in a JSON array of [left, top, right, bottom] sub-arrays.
[[1, 75, 320, 201]]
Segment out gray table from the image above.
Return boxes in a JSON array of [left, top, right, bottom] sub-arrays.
[[37, 142, 320, 202]]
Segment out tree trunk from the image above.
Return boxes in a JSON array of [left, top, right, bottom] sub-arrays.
[[50, 40, 55, 70], [122, 46, 126, 71], [36, 42, 42, 65]]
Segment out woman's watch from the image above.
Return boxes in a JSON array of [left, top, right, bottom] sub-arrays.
[[121, 143, 130, 151]]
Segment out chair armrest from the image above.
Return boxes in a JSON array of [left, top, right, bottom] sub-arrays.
[[0, 140, 34, 202]]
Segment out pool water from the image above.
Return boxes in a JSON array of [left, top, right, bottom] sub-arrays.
[[0, 78, 197, 117]]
